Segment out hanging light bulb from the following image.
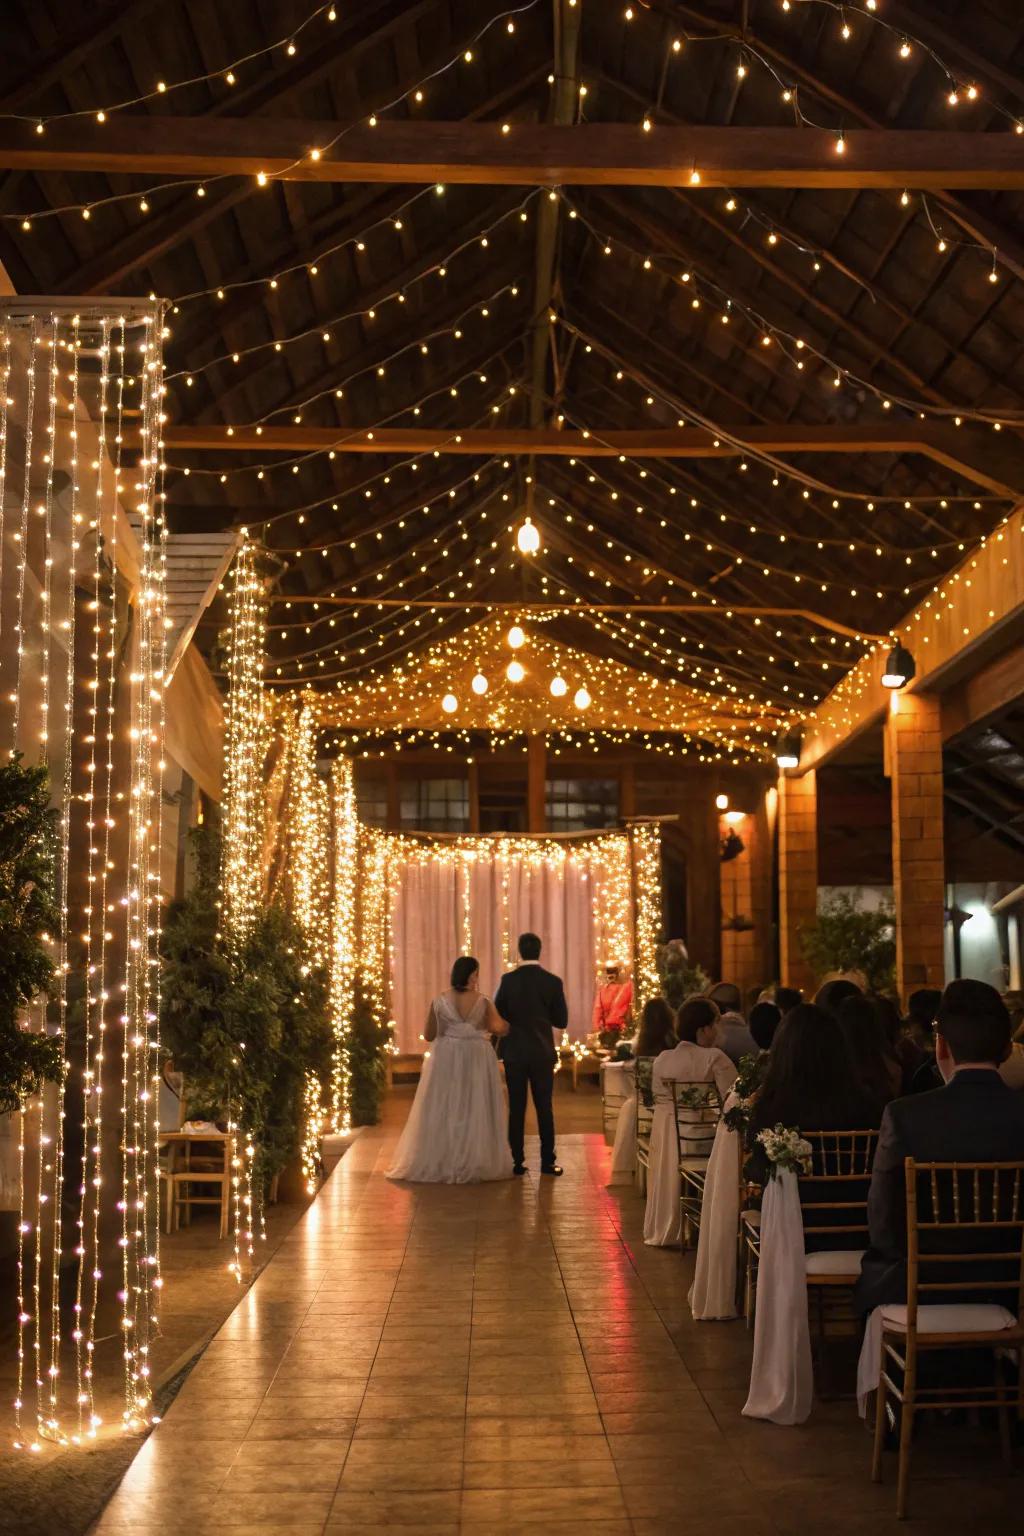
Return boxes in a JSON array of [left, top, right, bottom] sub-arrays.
[[516, 517, 540, 554], [574, 686, 591, 710], [506, 659, 525, 683], [441, 693, 458, 713], [471, 673, 488, 695], [507, 625, 526, 649], [549, 675, 568, 698]]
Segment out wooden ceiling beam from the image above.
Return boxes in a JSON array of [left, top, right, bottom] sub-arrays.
[[158, 421, 1024, 494], [6, 121, 1024, 189]]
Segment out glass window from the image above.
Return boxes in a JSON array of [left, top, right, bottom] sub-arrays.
[[355, 774, 388, 828], [546, 777, 619, 832], [399, 777, 469, 832]]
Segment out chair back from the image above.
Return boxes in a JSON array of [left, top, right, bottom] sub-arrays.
[[635, 1058, 656, 1148], [904, 1158, 1024, 1325], [799, 1129, 878, 1250], [667, 1080, 723, 1162]]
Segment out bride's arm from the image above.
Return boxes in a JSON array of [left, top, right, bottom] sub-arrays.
[[482, 998, 509, 1036], [423, 1002, 438, 1043]]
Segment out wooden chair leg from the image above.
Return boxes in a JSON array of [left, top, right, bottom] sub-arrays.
[[164, 1176, 174, 1236], [896, 1359, 916, 1520], [871, 1366, 887, 1484], [995, 1355, 1014, 1472], [219, 1177, 229, 1239]]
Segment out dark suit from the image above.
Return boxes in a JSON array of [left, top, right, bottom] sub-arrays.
[[855, 1068, 1024, 1314], [494, 962, 568, 1168]]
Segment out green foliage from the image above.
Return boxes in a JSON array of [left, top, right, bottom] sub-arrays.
[[0, 756, 63, 1113], [160, 815, 331, 1185], [799, 890, 896, 994], [348, 975, 392, 1127], [657, 939, 710, 1012]]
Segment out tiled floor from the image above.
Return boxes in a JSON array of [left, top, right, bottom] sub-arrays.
[[91, 1095, 1020, 1534]]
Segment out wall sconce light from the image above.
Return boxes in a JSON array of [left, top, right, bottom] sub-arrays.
[[775, 731, 802, 769], [882, 642, 916, 690]]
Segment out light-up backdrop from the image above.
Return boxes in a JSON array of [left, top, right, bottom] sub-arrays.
[[0, 300, 167, 1447]]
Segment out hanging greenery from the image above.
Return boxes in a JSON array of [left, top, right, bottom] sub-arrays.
[[799, 890, 897, 994], [0, 756, 64, 1114], [160, 813, 331, 1188]]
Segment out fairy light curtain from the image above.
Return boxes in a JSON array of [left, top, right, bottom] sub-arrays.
[[0, 300, 167, 1447], [358, 824, 662, 1055]]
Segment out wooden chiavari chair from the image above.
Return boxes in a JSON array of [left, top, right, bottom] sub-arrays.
[[871, 1157, 1024, 1519], [742, 1129, 878, 1344], [634, 1058, 656, 1196], [667, 1080, 724, 1251]]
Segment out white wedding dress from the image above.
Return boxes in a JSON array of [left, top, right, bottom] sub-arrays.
[[386, 991, 514, 1184]]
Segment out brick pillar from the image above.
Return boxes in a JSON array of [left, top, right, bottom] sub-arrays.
[[778, 770, 818, 997], [527, 733, 546, 832], [887, 691, 945, 1000]]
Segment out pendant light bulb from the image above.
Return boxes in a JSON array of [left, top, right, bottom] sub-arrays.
[[550, 675, 568, 698], [506, 659, 525, 683], [507, 624, 526, 650], [471, 673, 489, 695], [441, 693, 458, 714], [516, 517, 540, 554], [574, 686, 591, 710]]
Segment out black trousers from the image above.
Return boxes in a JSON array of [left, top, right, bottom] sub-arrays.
[[504, 1057, 556, 1168]]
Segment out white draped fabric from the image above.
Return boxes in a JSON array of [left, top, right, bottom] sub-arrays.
[[742, 1170, 814, 1425], [689, 1099, 742, 1321], [608, 1062, 637, 1186], [389, 840, 635, 1053]]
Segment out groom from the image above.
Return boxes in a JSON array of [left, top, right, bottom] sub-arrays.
[[495, 933, 568, 1177]]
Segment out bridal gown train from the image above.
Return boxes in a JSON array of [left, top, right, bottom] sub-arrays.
[[386, 991, 514, 1184]]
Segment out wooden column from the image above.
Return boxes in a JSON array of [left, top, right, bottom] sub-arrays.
[[887, 692, 946, 1000], [527, 734, 546, 833], [468, 759, 481, 833], [778, 770, 819, 997]]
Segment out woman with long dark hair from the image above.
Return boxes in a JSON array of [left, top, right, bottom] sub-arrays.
[[838, 994, 902, 1108], [608, 997, 676, 1186], [387, 955, 512, 1184]]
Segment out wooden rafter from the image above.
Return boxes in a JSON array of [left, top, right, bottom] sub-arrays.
[[158, 422, 1024, 495], [6, 121, 1024, 189]]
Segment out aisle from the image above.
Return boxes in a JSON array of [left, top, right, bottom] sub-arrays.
[[93, 1096, 1017, 1535]]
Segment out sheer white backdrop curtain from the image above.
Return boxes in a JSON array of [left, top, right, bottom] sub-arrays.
[[389, 841, 630, 1053]]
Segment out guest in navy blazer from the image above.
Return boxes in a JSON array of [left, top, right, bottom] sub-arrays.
[[855, 979, 1024, 1314]]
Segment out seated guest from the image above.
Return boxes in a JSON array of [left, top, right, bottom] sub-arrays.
[[749, 1000, 782, 1053], [707, 980, 742, 1014], [717, 1009, 760, 1065], [838, 994, 902, 1107], [746, 1004, 883, 1250], [902, 986, 942, 1050], [774, 985, 802, 1016], [608, 998, 676, 1185], [643, 997, 736, 1247], [855, 979, 1024, 1314], [873, 992, 927, 1095], [814, 977, 862, 1018]]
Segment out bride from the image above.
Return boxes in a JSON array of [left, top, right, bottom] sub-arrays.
[[386, 955, 514, 1184]]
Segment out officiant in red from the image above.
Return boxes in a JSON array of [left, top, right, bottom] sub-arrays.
[[592, 962, 633, 1046]]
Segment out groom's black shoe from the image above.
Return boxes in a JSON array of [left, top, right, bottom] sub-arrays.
[[541, 1164, 564, 1177], [513, 1163, 527, 1176]]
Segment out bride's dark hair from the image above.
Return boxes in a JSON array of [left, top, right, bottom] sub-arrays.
[[450, 955, 479, 992]]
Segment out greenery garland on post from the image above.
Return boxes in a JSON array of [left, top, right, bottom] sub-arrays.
[[159, 813, 331, 1195], [0, 756, 64, 1113]]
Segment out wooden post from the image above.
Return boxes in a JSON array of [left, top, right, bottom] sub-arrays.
[[527, 734, 546, 833], [887, 691, 946, 1000], [777, 770, 819, 996]]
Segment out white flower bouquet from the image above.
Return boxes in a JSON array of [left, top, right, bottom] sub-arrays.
[[756, 1124, 813, 1178]]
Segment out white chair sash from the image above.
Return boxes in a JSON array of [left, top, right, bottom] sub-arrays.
[[689, 1099, 741, 1320], [742, 1168, 813, 1425]]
